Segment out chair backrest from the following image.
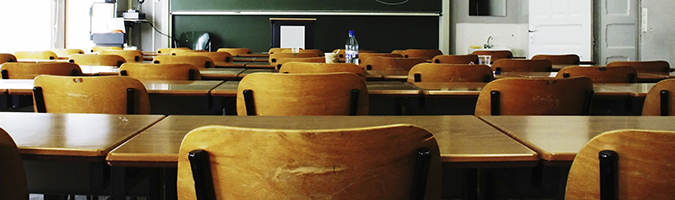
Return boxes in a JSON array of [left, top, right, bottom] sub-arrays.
[[69, 54, 126, 67], [1, 62, 83, 79], [173, 51, 233, 65], [50, 49, 84, 57], [281, 49, 323, 57], [606, 60, 671, 73], [557, 66, 637, 83], [153, 55, 214, 68], [268, 48, 292, 55], [0, 127, 27, 200], [474, 77, 594, 115], [279, 62, 366, 79], [358, 53, 404, 65], [217, 48, 253, 56], [275, 57, 326, 70], [236, 72, 368, 116], [268, 52, 319, 64], [13, 51, 58, 60], [531, 54, 580, 65], [565, 129, 675, 200], [361, 57, 427, 71], [119, 63, 201, 81], [471, 50, 513, 62], [32, 75, 150, 114], [391, 49, 405, 55], [0, 53, 17, 64], [178, 31, 211, 51], [332, 49, 377, 62], [177, 124, 441, 200], [432, 55, 479, 64], [407, 63, 493, 82], [642, 78, 675, 116], [157, 47, 191, 54], [401, 49, 443, 60], [91, 46, 123, 52], [100, 50, 144, 63], [491, 59, 553, 72]]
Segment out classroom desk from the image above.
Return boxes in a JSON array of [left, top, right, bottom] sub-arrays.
[[0, 79, 224, 96], [409, 82, 644, 97], [106, 115, 539, 168], [198, 68, 245, 80], [479, 115, 675, 165]]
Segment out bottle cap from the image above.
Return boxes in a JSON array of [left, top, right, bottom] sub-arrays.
[[349, 30, 354, 36]]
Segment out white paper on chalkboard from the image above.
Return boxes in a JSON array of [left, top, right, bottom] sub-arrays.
[[280, 26, 305, 49]]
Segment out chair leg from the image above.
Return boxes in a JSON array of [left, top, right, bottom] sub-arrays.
[[410, 148, 431, 200], [188, 150, 215, 200], [661, 90, 669, 116], [126, 88, 135, 114], [490, 91, 500, 115], [33, 87, 46, 113], [599, 150, 618, 200], [349, 89, 360, 115], [243, 89, 256, 116], [583, 90, 595, 115]]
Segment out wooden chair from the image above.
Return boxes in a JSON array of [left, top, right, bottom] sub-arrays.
[[556, 66, 637, 83], [268, 52, 319, 65], [177, 124, 441, 200], [391, 49, 405, 55], [407, 63, 493, 82], [32, 75, 150, 114], [173, 51, 233, 67], [268, 48, 292, 55], [157, 47, 190, 54], [566, 129, 675, 200], [281, 48, 323, 57], [50, 49, 85, 57], [153, 55, 214, 68], [91, 46, 123, 52], [606, 60, 671, 73], [100, 50, 144, 63], [332, 49, 377, 62], [236, 72, 368, 116], [217, 48, 253, 56], [119, 63, 201, 81], [1, 62, 83, 79], [642, 79, 675, 116], [279, 62, 366, 79], [0, 127, 27, 200], [275, 57, 325, 70], [474, 77, 594, 115], [432, 55, 479, 64], [531, 54, 580, 65], [491, 59, 553, 73], [69, 54, 126, 67], [471, 50, 513, 62], [361, 57, 427, 71], [0, 53, 17, 64], [13, 50, 58, 60], [401, 49, 443, 60], [358, 53, 403, 65]]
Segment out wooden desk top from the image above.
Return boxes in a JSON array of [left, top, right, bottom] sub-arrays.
[[198, 68, 246, 80], [0, 79, 224, 96], [79, 65, 120, 76], [236, 68, 276, 78], [0, 112, 164, 159], [409, 82, 633, 97], [235, 53, 269, 58], [594, 83, 657, 97], [106, 115, 539, 167], [479, 115, 675, 164], [209, 81, 420, 97]]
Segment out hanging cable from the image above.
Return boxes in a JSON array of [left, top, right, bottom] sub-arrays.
[[374, 0, 410, 6]]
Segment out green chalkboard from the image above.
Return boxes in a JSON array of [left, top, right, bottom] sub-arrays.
[[171, 0, 441, 13]]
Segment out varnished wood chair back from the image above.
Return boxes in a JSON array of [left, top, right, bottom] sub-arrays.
[[69, 54, 126, 67], [642, 79, 675, 116], [32, 75, 150, 114], [401, 49, 443, 60], [475, 77, 594, 115], [50, 49, 84, 57], [391, 49, 405, 55], [91, 46, 123, 52], [153, 55, 214, 68], [268, 48, 292, 54], [268, 52, 319, 65], [100, 50, 144, 63], [407, 63, 493, 82], [157, 47, 190, 54], [361, 57, 427, 71], [177, 124, 441, 200], [606, 60, 671, 73], [358, 53, 403, 65], [557, 66, 637, 83], [279, 62, 366, 79], [0, 53, 17, 64], [119, 63, 201, 81], [281, 49, 323, 57], [332, 49, 377, 62], [275, 57, 326, 70], [471, 50, 513, 62], [217, 48, 253, 56], [491, 59, 552, 72], [236, 72, 368, 116], [1, 62, 83, 79], [0, 127, 27, 200], [13, 51, 58, 60], [531, 54, 580, 65], [432, 55, 479, 64], [173, 51, 233, 65], [566, 129, 675, 200]]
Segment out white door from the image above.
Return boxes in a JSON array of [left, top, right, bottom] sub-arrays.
[[528, 0, 592, 61], [596, 0, 639, 65]]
